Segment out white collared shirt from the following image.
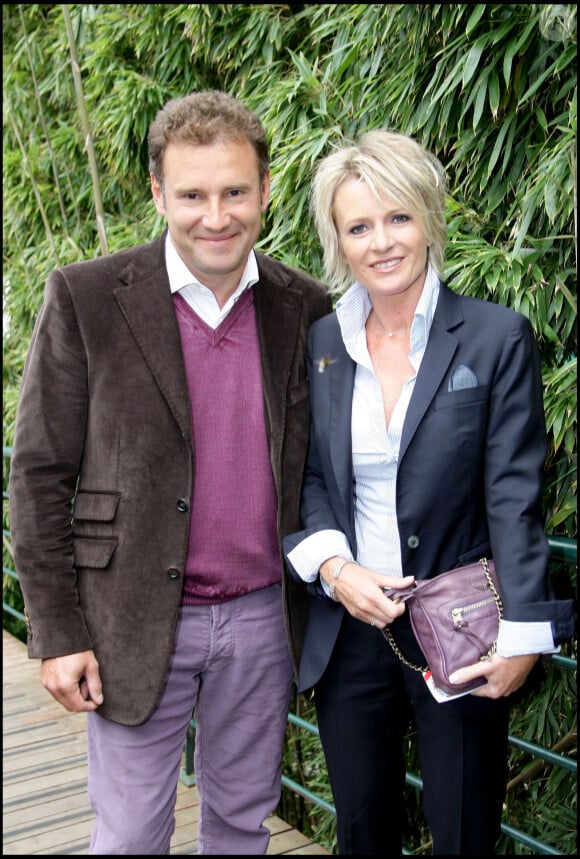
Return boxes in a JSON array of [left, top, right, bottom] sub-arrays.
[[165, 233, 259, 329]]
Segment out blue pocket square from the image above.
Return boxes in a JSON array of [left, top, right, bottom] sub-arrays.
[[448, 364, 478, 391]]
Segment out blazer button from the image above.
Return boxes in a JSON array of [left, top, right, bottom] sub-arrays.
[[176, 499, 189, 513], [407, 535, 420, 549], [167, 567, 181, 580]]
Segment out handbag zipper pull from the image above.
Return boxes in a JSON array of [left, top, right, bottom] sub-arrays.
[[451, 607, 465, 626], [451, 597, 494, 627]]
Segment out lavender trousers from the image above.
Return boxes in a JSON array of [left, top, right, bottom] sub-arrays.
[[87, 584, 294, 854]]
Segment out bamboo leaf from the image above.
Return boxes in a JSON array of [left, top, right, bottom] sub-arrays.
[[466, 4, 486, 36], [502, 34, 520, 86], [488, 69, 500, 118], [462, 41, 485, 87], [472, 71, 489, 131], [488, 115, 515, 177]]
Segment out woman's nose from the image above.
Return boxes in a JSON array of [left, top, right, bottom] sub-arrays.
[[371, 224, 393, 250]]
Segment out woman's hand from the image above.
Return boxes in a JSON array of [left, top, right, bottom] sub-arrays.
[[320, 557, 414, 627], [448, 652, 540, 698]]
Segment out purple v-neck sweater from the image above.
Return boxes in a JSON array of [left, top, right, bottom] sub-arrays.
[[173, 288, 280, 605]]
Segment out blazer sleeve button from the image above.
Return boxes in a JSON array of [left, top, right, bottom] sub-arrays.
[[167, 567, 181, 580], [407, 535, 420, 549], [176, 499, 189, 513]]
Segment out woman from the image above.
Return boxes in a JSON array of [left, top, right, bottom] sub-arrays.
[[283, 130, 574, 855]]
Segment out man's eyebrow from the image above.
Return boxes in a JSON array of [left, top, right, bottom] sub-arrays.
[[173, 181, 253, 194]]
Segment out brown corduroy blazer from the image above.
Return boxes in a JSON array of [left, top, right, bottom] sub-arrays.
[[9, 232, 332, 725]]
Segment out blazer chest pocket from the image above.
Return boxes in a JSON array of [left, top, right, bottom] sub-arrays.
[[72, 490, 120, 569], [434, 385, 488, 409]]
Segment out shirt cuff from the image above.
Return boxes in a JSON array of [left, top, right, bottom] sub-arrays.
[[286, 530, 353, 582], [496, 619, 559, 657]]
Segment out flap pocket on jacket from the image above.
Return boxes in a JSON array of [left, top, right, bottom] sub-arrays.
[[73, 491, 121, 522], [73, 536, 119, 569]]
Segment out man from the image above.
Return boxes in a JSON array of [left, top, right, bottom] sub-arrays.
[[8, 90, 331, 854]]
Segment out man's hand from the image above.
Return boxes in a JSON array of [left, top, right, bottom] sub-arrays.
[[40, 650, 104, 712]]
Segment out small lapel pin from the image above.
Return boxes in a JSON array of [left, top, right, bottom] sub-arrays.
[[317, 355, 337, 373]]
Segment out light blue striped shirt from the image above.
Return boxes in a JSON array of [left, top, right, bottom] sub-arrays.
[[344, 268, 438, 577], [288, 264, 439, 583]]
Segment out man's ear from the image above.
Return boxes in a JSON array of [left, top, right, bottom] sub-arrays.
[[150, 174, 166, 216], [260, 169, 271, 213]]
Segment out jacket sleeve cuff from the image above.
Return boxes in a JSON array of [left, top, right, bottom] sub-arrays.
[[286, 529, 353, 582]]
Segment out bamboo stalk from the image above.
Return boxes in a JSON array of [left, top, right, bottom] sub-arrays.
[[5, 97, 60, 265], [18, 4, 69, 226], [62, 4, 108, 256], [506, 721, 577, 794]]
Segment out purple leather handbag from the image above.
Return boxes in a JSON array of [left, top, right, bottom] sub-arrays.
[[382, 558, 503, 696]]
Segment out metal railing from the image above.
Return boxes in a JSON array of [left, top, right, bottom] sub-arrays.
[[3, 445, 577, 854]]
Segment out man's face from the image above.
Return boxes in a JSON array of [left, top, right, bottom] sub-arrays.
[[151, 138, 270, 301]]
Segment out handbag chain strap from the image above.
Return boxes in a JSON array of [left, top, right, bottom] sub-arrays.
[[383, 558, 502, 674], [383, 626, 428, 674], [479, 557, 503, 657]]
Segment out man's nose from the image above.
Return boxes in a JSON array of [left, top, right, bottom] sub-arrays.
[[202, 198, 230, 230]]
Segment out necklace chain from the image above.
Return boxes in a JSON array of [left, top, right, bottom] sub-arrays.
[[371, 309, 411, 338]]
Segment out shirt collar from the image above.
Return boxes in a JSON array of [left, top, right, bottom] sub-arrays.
[[336, 264, 440, 365], [164, 232, 259, 298]]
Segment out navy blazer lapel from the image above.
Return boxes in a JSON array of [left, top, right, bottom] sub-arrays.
[[399, 284, 462, 462], [114, 237, 193, 447], [318, 319, 356, 520], [331, 350, 356, 518]]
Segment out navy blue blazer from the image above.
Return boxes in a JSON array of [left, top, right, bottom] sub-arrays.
[[284, 282, 575, 693]]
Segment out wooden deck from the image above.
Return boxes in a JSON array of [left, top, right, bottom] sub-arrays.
[[3, 630, 329, 855]]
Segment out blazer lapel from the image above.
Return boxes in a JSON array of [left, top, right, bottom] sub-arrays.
[[310, 318, 356, 526], [253, 258, 304, 445], [113, 239, 193, 447], [328, 336, 356, 517], [399, 284, 462, 462]]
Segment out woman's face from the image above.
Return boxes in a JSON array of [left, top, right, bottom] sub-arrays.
[[333, 176, 429, 302]]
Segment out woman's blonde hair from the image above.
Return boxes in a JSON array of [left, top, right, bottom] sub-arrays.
[[310, 129, 448, 292]]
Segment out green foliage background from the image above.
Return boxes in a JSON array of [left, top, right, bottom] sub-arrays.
[[3, 4, 577, 854]]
